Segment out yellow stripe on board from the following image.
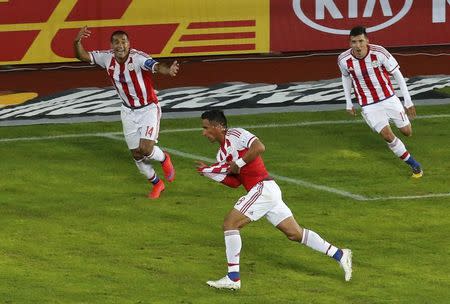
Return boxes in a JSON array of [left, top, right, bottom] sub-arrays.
[[0, 92, 38, 108], [0, 0, 270, 64]]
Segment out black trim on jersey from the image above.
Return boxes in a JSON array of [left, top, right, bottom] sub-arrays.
[[121, 102, 152, 110], [360, 94, 395, 107], [387, 64, 399, 75]]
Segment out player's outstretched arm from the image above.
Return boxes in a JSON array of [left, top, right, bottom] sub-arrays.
[[155, 61, 179, 77], [74, 26, 92, 63]]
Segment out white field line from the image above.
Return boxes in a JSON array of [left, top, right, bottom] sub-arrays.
[[2, 115, 450, 201], [134, 143, 450, 202], [103, 139, 450, 201], [366, 193, 450, 201], [266, 173, 368, 201], [157, 146, 368, 201], [0, 132, 122, 142], [95, 135, 368, 200], [100, 133, 123, 141], [2, 113, 450, 142]]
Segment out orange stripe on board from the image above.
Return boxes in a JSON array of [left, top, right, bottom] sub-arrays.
[[180, 32, 255, 41], [188, 20, 255, 29], [172, 44, 255, 53]]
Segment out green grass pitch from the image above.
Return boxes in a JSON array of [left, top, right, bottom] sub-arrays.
[[435, 86, 450, 96], [1, 105, 449, 303]]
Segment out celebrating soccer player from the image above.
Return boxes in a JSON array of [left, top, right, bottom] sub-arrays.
[[196, 110, 352, 290], [74, 26, 178, 199], [338, 26, 422, 178]]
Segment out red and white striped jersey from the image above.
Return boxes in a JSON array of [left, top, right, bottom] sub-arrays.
[[338, 44, 399, 106], [89, 49, 158, 108], [216, 128, 269, 191]]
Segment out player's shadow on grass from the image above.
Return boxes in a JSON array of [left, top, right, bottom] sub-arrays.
[[262, 250, 340, 281]]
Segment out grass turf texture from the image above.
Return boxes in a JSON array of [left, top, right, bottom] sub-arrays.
[[1, 105, 449, 303], [435, 86, 450, 96]]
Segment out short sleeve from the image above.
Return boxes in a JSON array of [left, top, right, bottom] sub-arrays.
[[132, 50, 158, 72], [237, 128, 257, 149], [89, 51, 110, 69]]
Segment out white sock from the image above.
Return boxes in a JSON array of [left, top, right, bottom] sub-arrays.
[[147, 146, 165, 162], [224, 230, 241, 273], [301, 229, 339, 257], [387, 137, 410, 160], [134, 158, 156, 179]]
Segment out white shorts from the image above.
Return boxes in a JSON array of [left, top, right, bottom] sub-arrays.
[[120, 103, 161, 150], [361, 95, 410, 133], [234, 180, 293, 226]]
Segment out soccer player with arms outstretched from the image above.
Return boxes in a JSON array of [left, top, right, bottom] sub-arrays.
[[74, 26, 178, 199], [197, 110, 352, 290], [338, 26, 422, 178]]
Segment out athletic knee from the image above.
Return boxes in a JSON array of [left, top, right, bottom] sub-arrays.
[[131, 149, 143, 160], [399, 124, 413, 137], [287, 233, 301, 242], [380, 126, 396, 142], [286, 230, 302, 242], [283, 225, 303, 242], [382, 133, 396, 143], [223, 215, 248, 230], [277, 218, 303, 242], [223, 221, 239, 231], [140, 145, 154, 156], [402, 129, 413, 137], [138, 139, 156, 157]]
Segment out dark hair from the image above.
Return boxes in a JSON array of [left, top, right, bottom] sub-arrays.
[[110, 30, 129, 42], [350, 26, 367, 37], [201, 110, 227, 128]]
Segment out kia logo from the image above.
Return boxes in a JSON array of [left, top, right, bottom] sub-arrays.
[[292, 0, 413, 34]]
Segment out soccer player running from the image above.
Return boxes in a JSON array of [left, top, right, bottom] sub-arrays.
[[338, 26, 423, 178], [74, 26, 178, 199], [196, 110, 352, 290]]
